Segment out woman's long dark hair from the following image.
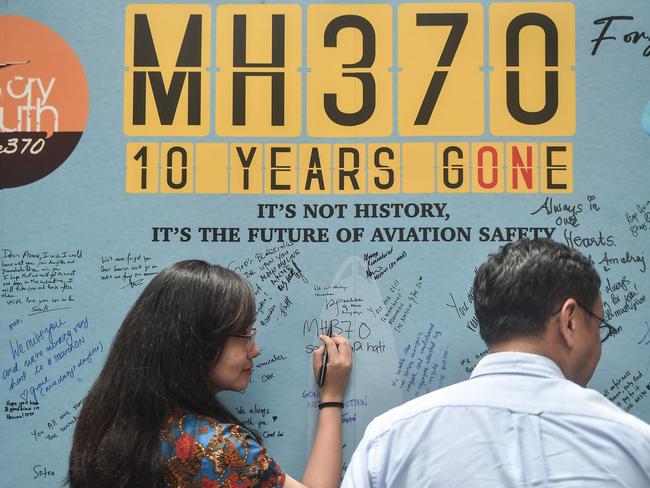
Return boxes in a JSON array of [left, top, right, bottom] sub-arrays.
[[68, 260, 256, 488]]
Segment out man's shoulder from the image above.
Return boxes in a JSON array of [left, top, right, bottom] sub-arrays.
[[363, 375, 650, 444], [363, 380, 475, 438], [578, 387, 650, 437]]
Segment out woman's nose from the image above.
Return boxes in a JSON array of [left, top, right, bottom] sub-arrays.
[[249, 342, 262, 358]]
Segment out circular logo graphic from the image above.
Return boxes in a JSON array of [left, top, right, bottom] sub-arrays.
[[0, 15, 89, 189]]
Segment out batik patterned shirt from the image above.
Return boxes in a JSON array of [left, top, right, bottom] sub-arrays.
[[161, 411, 286, 488]]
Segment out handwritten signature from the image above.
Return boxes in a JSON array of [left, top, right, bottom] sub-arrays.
[[28, 304, 72, 316], [120, 275, 144, 289]]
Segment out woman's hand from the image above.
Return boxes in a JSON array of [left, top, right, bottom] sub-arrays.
[[312, 334, 352, 402]]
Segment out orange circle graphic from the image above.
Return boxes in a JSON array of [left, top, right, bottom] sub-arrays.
[[0, 15, 89, 188]]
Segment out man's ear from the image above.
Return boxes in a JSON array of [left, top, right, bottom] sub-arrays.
[[557, 298, 579, 349]]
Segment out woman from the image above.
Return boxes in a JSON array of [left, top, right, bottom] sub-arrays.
[[69, 260, 352, 487]]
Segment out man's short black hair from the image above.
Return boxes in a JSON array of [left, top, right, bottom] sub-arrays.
[[473, 238, 601, 346]]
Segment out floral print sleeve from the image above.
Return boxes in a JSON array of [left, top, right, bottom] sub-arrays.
[[160, 412, 286, 488]]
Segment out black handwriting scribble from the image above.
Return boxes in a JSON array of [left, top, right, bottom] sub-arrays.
[[638, 321, 650, 347]]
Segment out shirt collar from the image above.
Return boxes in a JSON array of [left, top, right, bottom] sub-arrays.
[[470, 351, 567, 380]]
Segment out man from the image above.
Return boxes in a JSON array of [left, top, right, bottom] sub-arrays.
[[342, 239, 650, 487]]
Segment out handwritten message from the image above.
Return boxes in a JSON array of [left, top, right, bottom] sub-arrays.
[[30, 398, 84, 443], [447, 284, 478, 333], [3, 315, 103, 410], [1, 248, 82, 313], [100, 252, 159, 289], [5, 399, 40, 420], [459, 348, 489, 375], [366, 277, 422, 333], [625, 200, 650, 238], [234, 401, 285, 439], [603, 275, 647, 327], [229, 242, 304, 328], [393, 323, 448, 396], [602, 370, 650, 412], [363, 246, 408, 280]]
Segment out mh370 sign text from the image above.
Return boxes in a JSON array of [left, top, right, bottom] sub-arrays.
[[123, 3, 576, 195]]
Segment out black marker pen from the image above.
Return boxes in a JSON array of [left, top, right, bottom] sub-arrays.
[[317, 323, 333, 387]]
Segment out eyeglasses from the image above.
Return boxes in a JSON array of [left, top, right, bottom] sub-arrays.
[[575, 301, 619, 343], [227, 327, 257, 349]]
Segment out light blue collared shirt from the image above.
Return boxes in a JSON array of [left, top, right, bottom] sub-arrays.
[[342, 352, 650, 488]]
